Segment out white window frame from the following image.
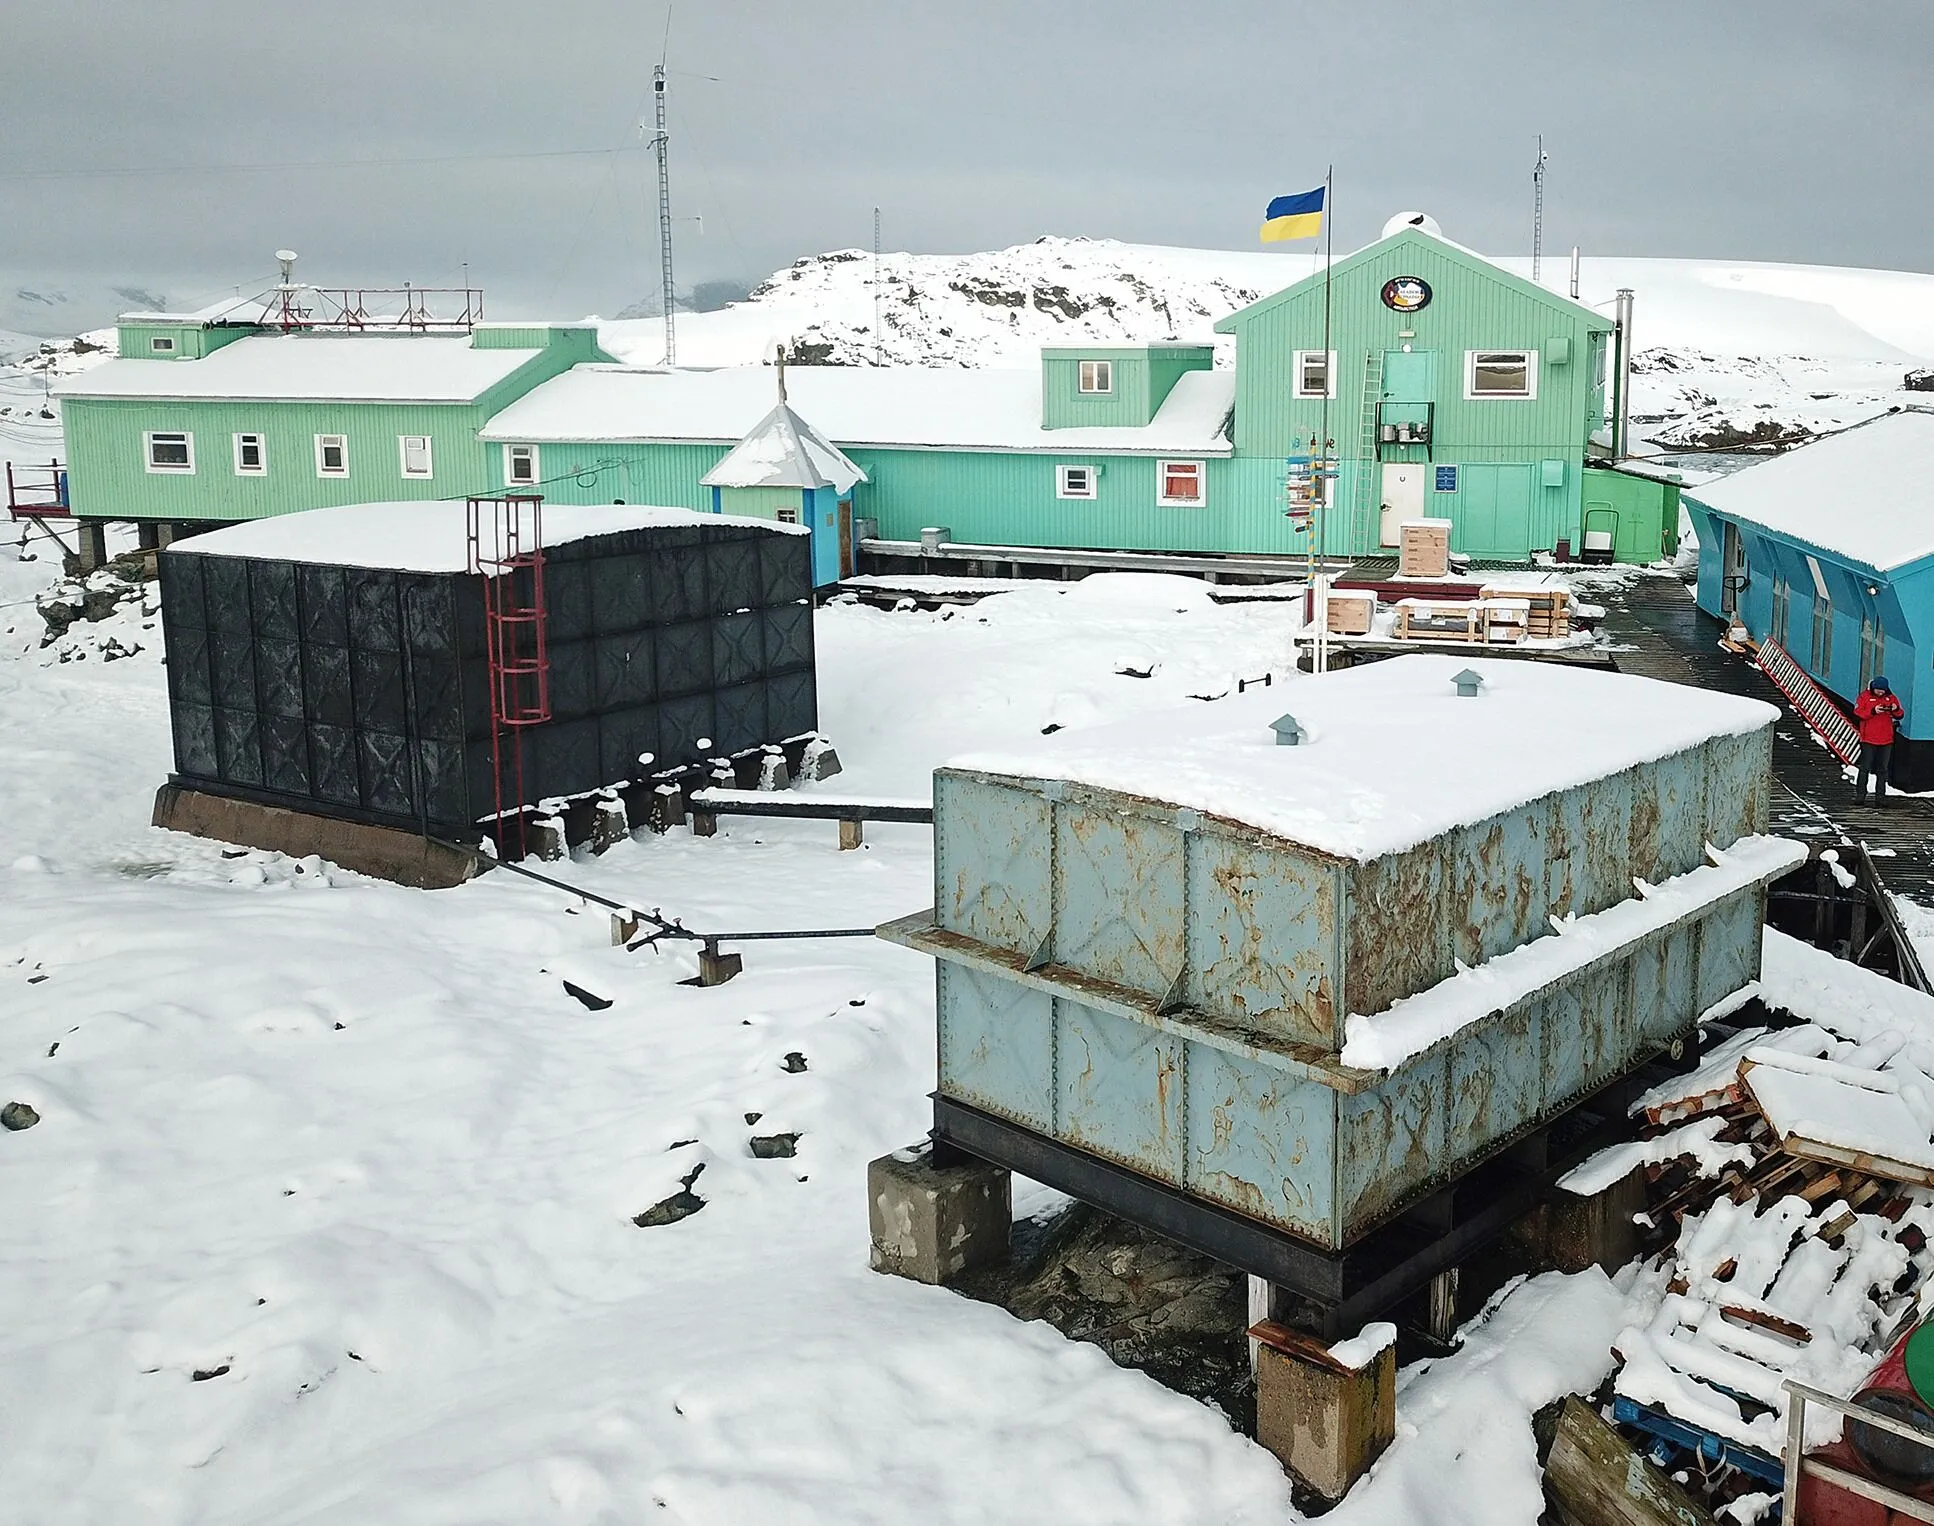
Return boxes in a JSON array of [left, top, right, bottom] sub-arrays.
[[148, 335, 177, 354], [1078, 359, 1114, 395], [1056, 464, 1098, 500], [232, 432, 267, 476], [144, 430, 195, 474], [1464, 349, 1539, 400], [1293, 349, 1337, 399], [1156, 459, 1206, 508], [775, 506, 800, 525], [504, 444, 540, 487], [398, 434, 434, 479], [314, 434, 349, 478]]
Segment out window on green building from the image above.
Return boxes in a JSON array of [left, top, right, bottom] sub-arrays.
[[1078, 360, 1113, 394], [149, 335, 177, 354], [399, 435, 434, 478], [233, 433, 266, 475], [505, 444, 540, 486], [1465, 350, 1538, 400], [1293, 350, 1335, 398], [1056, 465, 1097, 500], [315, 435, 349, 477], [144, 431, 194, 473], [1156, 460, 1204, 507]]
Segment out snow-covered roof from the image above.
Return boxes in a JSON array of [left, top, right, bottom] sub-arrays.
[[700, 401, 866, 492], [166, 500, 802, 574], [481, 363, 1237, 456], [948, 653, 1778, 862], [56, 334, 542, 404], [1687, 409, 1934, 572]]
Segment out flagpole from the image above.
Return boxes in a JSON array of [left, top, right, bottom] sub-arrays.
[[1316, 164, 1333, 675]]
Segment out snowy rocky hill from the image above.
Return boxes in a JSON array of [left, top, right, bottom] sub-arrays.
[[596, 235, 1934, 453]]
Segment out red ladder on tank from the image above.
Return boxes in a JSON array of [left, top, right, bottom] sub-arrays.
[[1753, 637, 1861, 765], [466, 494, 551, 857]]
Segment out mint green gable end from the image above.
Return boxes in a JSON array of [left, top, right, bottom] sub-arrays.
[[1214, 227, 1616, 560], [1041, 344, 1213, 429], [62, 326, 611, 523]]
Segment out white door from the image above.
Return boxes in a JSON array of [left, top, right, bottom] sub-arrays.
[[1379, 462, 1427, 547]]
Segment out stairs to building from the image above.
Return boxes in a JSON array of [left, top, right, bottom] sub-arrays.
[[1753, 638, 1861, 764]]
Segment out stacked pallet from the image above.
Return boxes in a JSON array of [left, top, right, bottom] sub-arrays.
[[1397, 518, 1453, 579], [1392, 599, 1478, 641], [1482, 583, 1571, 640]]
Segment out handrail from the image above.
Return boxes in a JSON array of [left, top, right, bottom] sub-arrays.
[[1782, 1378, 1934, 1525]]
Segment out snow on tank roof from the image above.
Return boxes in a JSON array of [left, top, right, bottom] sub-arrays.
[[1687, 409, 1934, 572], [56, 333, 542, 403], [167, 500, 802, 574], [948, 653, 1778, 862], [480, 362, 1236, 455]]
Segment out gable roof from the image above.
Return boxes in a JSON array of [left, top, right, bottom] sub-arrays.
[[1212, 224, 1612, 336], [55, 333, 543, 404], [701, 401, 867, 492], [1685, 408, 1934, 574]]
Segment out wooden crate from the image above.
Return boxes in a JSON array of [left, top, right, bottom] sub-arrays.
[[1392, 599, 1478, 641], [1483, 584, 1571, 640], [1480, 599, 1529, 644], [1325, 591, 1375, 636], [1397, 519, 1453, 579]]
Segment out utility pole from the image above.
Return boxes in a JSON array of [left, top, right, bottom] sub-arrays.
[[648, 63, 677, 365], [1531, 135, 1548, 285]]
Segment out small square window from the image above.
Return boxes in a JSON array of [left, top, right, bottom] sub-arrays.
[[1056, 465, 1097, 500], [149, 335, 177, 354], [1293, 350, 1335, 398], [504, 444, 539, 486], [1466, 349, 1537, 399], [1157, 459, 1204, 507], [775, 507, 800, 525], [1078, 359, 1113, 394], [399, 435, 433, 478], [145, 431, 194, 473], [233, 433, 266, 475], [315, 434, 349, 477]]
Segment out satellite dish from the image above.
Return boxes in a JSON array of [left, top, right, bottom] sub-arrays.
[[275, 249, 299, 263], [1381, 211, 1443, 239], [275, 249, 299, 284]]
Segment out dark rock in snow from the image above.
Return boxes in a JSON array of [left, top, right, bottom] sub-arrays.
[[743, 1112, 763, 1126], [562, 979, 614, 1011], [749, 1133, 800, 1159], [781, 1052, 809, 1074], [634, 1163, 707, 1227], [1, 1101, 40, 1131], [1906, 368, 1934, 392], [191, 1364, 230, 1381]]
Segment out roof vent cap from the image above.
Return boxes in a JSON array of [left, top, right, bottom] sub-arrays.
[[1271, 714, 1307, 746], [1452, 668, 1485, 698]]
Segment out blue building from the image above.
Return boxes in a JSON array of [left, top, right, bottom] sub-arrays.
[[1685, 408, 1934, 788]]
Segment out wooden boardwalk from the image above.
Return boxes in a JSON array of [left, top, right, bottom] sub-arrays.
[[1600, 574, 1934, 896]]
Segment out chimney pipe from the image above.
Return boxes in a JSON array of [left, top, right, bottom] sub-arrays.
[[1613, 287, 1635, 458], [1568, 246, 1580, 301]]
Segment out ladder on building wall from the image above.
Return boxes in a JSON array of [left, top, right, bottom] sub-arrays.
[[1350, 350, 1384, 551], [466, 494, 552, 857], [1754, 638, 1861, 765]]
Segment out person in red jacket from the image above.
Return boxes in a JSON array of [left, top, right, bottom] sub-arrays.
[[1854, 675, 1905, 805]]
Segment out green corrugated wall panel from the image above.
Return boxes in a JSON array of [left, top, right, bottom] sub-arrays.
[[494, 441, 728, 510], [1145, 347, 1216, 414], [1581, 466, 1678, 564], [716, 485, 809, 520], [114, 323, 258, 360], [63, 397, 498, 521]]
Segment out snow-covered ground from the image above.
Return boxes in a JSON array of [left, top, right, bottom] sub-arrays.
[[0, 515, 1682, 1524]]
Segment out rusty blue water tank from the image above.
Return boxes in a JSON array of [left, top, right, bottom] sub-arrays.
[[881, 655, 1801, 1252]]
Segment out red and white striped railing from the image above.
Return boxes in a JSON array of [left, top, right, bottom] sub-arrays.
[[1753, 639, 1861, 764]]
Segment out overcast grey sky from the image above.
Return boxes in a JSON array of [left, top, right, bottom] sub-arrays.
[[3, 0, 1929, 325]]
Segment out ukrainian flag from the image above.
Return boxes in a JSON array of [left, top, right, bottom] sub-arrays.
[[1261, 186, 1325, 243]]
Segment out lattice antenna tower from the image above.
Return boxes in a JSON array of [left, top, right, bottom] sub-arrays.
[[1531, 135, 1549, 284], [648, 60, 677, 364], [873, 207, 883, 367]]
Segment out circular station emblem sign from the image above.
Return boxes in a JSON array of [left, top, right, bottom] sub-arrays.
[[1381, 276, 1433, 312]]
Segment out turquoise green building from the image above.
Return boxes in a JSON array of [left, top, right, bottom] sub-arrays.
[[50, 224, 1677, 575]]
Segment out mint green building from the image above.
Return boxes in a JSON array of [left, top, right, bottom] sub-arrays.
[[49, 225, 1676, 573]]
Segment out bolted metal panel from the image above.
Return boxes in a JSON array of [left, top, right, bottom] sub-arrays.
[[545, 638, 596, 722], [1184, 1043, 1335, 1241], [1538, 980, 1590, 1107], [1054, 998, 1186, 1185], [349, 646, 406, 733], [247, 559, 299, 641], [711, 611, 763, 688], [158, 551, 204, 631], [1576, 765, 1637, 915], [1448, 996, 1541, 1158], [598, 706, 661, 786], [203, 556, 251, 634], [1544, 787, 1586, 921], [934, 771, 1053, 954], [1636, 747, 1711, 881], [1184, 829, 1338, 1046], [654, 619, 714, 699], [309, 724, 358, 805], [654, 692, 715, 763], [1696, 888, 1762, 1011], [1650, 925, 1699, 1045], [170, 627, 211, 706], [296, 564, 348, 647], [1052, 802, 1186, 997], [1338, 1052, 1448, 1232], [592, 630, 656, 712], [214, 706, 261, 786], [259, 713, 309, 796], [1446, 809, 1546, 970], [938, 961, 1054, 1131], [711, 680, 766, 756], [175, 702, 217, 777], [1704, 729, 1770, 846], [253, 638, 303, 720]]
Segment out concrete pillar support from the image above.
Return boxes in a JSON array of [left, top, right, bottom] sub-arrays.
[[867, 1142, 1010, 1285], [1549, 1164, 1646, 1275], [76, 520, 108, 573], [1251, 1320, 1398, 1503], [838, 818, 864, 851]]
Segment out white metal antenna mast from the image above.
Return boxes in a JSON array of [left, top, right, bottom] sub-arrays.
[[648, 61, 677, 364], [873, 207, 883, 366], [1531, 135, 1548, 284]]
